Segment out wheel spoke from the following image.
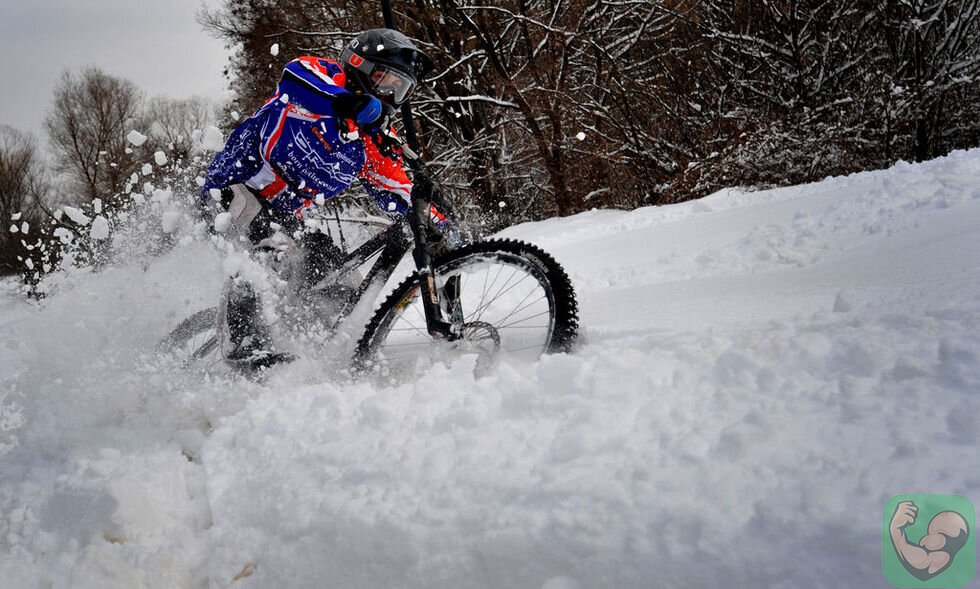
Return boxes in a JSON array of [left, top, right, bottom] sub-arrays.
[[493, 294, 547, 330], [496, 309, 551, 330], [472, 265, 519, 323], [469, 271, 533, 323]]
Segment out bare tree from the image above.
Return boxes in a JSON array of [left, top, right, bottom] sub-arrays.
[[0, 126, 47, 275], [138, 96, 221, 194], [45, 67, 143, 208], [142, 96, 219, 159]]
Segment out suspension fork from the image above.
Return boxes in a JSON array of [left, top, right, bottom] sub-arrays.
[[398, 139, 462, 339], [408, 193, 459, 340]]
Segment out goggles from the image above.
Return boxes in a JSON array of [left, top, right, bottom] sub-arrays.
[[369, 66, 416, 105]]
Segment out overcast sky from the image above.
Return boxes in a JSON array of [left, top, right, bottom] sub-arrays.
[[0, 0, 230, 137]]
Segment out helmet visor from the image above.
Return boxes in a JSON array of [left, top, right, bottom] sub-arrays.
[[370, 66, 416, 104]]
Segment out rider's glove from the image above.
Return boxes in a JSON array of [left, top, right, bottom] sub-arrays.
[[333, 92, 383, 126], [370, 127, 403, 160], [333, 93, 402, 159]]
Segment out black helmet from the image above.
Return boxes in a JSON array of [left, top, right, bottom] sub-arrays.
[[340, 28, 435, 105]]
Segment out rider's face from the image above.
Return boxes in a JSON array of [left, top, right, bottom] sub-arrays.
[[370, 67, 415, 105]]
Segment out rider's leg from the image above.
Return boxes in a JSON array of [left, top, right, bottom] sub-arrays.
[[300, 230, 345, 290], [213, 184, 298, 367], [225, 280, 270, 357]]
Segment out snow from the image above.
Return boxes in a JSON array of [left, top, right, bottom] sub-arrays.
[[88, 215, 110, 240], [61, 206, 91, 226], [1, 150, 980, 587], [127, 130, 148, 146], [154, 151, 168, 166], [161, 212, 182, 234], [213, 212, 232, 233], [270, 43, 280, 57], [201, 126, 225, 152]]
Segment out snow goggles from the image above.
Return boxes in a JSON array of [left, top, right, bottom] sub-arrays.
[[369, 66, 416, 105]]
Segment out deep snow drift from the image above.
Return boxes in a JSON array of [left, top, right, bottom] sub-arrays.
[[1, 150, 979, 588]]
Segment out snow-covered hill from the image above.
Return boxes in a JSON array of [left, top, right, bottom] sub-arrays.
[[2, 150, 979, 588]]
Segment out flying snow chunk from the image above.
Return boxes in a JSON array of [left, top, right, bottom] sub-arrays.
[[127, 130, 148, 146], [9, 225, 17, 234], [161, 211, 181, 234], [209, 188, 223, 202], [576, 132, 586, 141], [154, 151, 168, 166], [142, 163, 153, 175], [93, 198, 102, 214], [62, 206, 91, 226], [201, 126, 225, 151], [11, 212, 21, 221], [222, 252, 245, 276], [20, 222, 29, 234], [214, 212, 233, 233], [271, 43, 280, 56], [89, 215, 110, 240]]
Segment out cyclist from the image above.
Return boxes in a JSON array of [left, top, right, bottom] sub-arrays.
[[200, 28, 445, 369]]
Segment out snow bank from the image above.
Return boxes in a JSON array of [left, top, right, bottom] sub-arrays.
[[1, 150, 979, 587]]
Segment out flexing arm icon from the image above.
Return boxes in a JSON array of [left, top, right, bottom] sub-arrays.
[[889, 501, 970, 581]]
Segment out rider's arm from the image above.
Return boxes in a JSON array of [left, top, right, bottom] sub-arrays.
[[358, 135, 411, 215], [278, 56, 386, 129], [357, 138, 450, 228], [277, 57, 352, 114]]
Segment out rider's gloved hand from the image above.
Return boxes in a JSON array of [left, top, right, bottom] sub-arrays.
[[333, 93, 402, 159], [370, 127, 403, 160], [332, 92, 383, 126]]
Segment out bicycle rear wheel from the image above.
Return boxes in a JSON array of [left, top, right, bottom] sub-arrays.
[[354, 239, 578, 376], [159, 307, 224, 369]]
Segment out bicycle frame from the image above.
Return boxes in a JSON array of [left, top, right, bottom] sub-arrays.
[[308, 162, 458, 341], [310, 215, 412, 330]]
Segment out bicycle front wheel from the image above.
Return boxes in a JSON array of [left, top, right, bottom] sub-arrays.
[[354, 239, 578, 376]]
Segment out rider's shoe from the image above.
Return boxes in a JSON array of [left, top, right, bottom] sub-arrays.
[[225, 281, 295, 371], [226, 343, 297, 371]]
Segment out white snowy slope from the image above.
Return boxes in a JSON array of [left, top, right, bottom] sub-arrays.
[[1, 150, 980, 588]]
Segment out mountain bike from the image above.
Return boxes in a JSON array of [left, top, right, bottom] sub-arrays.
[[160, 143, 579, 377]]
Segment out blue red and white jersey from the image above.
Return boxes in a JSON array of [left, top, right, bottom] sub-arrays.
[[202, 56, 429, 221]]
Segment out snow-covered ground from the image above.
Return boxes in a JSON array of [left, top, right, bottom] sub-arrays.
[[2, 150, 979, 588]]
